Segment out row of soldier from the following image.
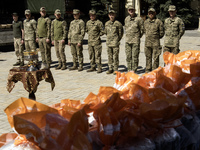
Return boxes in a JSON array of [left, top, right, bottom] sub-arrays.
[[12, 5, 185, 74]]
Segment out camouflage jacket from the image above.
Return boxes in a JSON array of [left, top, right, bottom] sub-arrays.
[[23, 19, 37, 41], [68, 19, 85, 44], [124, 15, 144, 44], [51, 18, 67, 41], [36, 16, 51, 39], [164, 16, 185, 47], [86, 19, 104, 46], [144, 18, 164, 47], [104, 20, 123, 47]]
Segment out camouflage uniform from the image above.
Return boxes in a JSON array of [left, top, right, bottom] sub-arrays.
[[164, 5, 185, 54], [105, 11, 123, 73], [68, 9, 85, 70], [12, 13, 24, 66], [124, 12, 144, 72], [86, 10, 104, 72], [23, 10, 37, 51], [144, 8, 164, 72], [36, 7, 51, 66], [51, 9, 67, 70]]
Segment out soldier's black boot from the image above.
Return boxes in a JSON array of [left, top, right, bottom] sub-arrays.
[[20, 61, 24, 66], [13, 61, 21, 66]]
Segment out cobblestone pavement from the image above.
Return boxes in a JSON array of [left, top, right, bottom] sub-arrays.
[[0, 30, 200, 135]]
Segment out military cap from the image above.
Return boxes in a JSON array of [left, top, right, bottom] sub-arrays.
[[109, 10, 116, 14], [73, 9, 80, 15], [25, 9, 31, 15], [40, 7, 46, 12], [128, 5, 135, 10], [55, 9, 61, 15], [148, 8, 156, 12], [12, 12, 18, 16], [89, 10, 96, 15], [168, 5, 176, 11]]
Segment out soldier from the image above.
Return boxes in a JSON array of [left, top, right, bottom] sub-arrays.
[[23, 9, 37, 52], [164, 5, 185, 54], [51, 9, 67, 70], [104, 10, 123, 75], [144, 8, 164, 73], [12, 12, 24, 66], [36, 7, 51, 68], [86, 10, 104, 73], [68, 9, 85, 71], [124, 5, 144, 72]]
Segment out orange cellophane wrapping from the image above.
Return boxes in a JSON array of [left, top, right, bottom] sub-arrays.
[[4, 97, 58, 128], [0, 133, 18, 148]]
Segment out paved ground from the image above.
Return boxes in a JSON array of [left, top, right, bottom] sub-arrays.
[[0, 30, 200, 135]]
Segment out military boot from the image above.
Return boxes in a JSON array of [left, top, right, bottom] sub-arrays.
[[13, 61, 21, 66], [106, 69, 113, 74], [20, 61, 24, 67], [55, 62, 62, 70], [87, 67, 96, 72], [69, 65, 77, 71], [78, 65, 83, 71], [97, 66, 102, 73], [61, 64, 67, 70]]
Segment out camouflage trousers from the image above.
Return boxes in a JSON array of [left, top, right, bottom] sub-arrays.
[[14, 38, 24, 62], [88, 44, 102, 68], [24, 40, 36, 51], [107, 46, 119, 70], [125, 43, 140, 71], [38, 38, 51, 64], [70, 43, 83, 67], [54, 40, 66, 64], [163, 46, 180, 54], [144, 46, 161, 72]]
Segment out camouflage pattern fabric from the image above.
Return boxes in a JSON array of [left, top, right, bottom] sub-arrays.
[[88, 45, 102, 68], [68, 19, 85, 44], [124, 15, 144, 44], [68, 19, 85, 66], [54, 40, 66, 64], [38, 38, 51, 64], [144, 46, 161, 72], [163, 46, 180, 54], [86, 19, 104, 68], [144, 18, 164, 72], [104, 20, 123, 47], [144, 18, 164, 47], [24, 40, 36, 51], [107, 46, 119, 70], [125, 43, 140, 71], [70, 43, 83, 67], [124, 15, 144, 72], [164, 16, 185, 54], [14, 38, 24, 62], [86, 19, 104, 46], [24, 19, 37, 41]]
